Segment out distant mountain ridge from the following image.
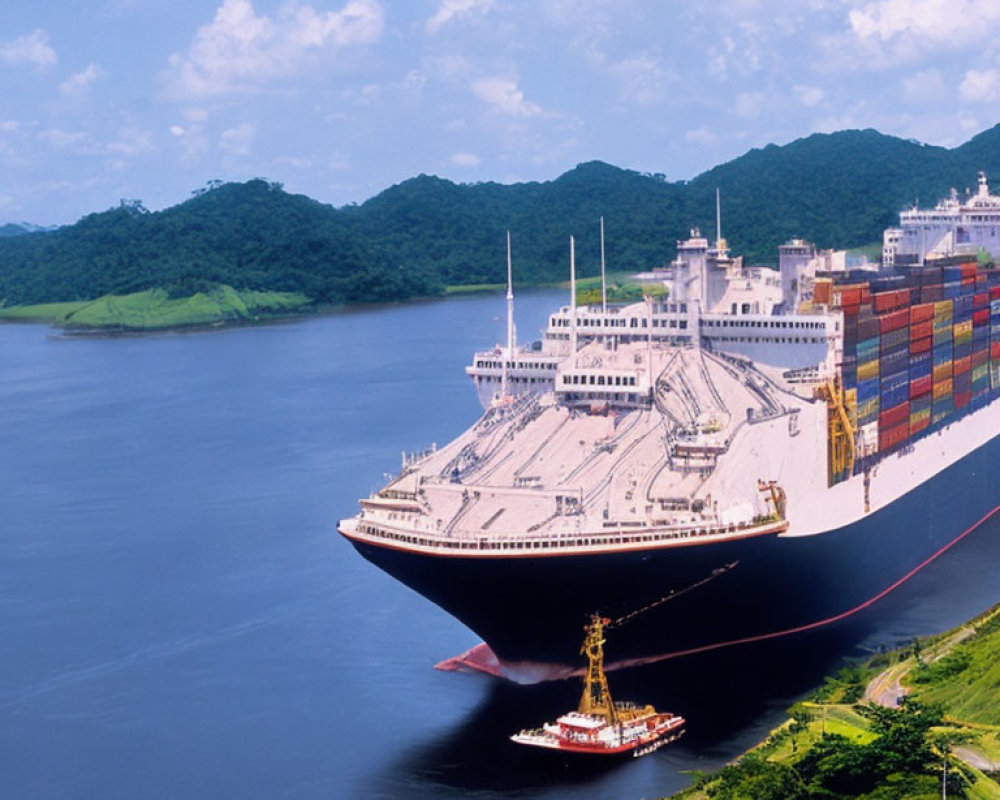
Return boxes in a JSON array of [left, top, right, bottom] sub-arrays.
[[3, 124, 1000, 307]]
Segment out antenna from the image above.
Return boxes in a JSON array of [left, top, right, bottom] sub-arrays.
[[570, 236, 578, 358], [502, 230, 515, 399], [716, 187, 721, 245], [600, 217, 607, 316]]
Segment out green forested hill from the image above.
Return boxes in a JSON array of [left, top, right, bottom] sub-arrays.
[[4, 124, 1000, 310]]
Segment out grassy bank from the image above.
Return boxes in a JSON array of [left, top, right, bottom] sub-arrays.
[[671, 604, 1000, 800], [0, 285, 312, 331]]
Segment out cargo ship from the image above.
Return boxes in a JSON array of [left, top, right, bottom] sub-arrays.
[[339, 176, 1000, 680]]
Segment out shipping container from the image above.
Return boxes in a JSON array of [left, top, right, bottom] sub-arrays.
[[932, 362, 953, 383], [873, 289, 910, 313], [956, 390, 971, 409], [922, 284, 944, 302], [974, 308, 990, 326], [910, 335, 932, 354], [880, 401, 909, 429], [857, 316, 881, 340], [858, 359, 879, 382], [955, 339, 972, 359], [972, 363, 989, 383], [910, 392, 932, 413], [974, 292, 989, 310], [910, 302, 935, 324], [857, 377, 879, 402], [857, 396, 879, 422], [910, 410, 930, 434], [934, 300, 954, 320], [954, 355, 972, 375], [880, 327, 909, 351], [879, 421, 910, 452], [880, 371, 909, 408], [910, 374, 932, 398], [932, 378, 954, 400], [880, 348, 909, 376], [972, 349, 988, 368], [909, 351, 932, 374], [909, 319, 933, 340], [856, 336, 880, 360]]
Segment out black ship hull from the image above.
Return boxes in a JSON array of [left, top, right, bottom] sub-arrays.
[[347, 424, 999, 672]]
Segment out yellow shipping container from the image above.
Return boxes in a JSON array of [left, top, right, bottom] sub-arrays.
[[932, 378, 954, 400], [857, 359, 880, 382], [909, 408, 931, 426], [934, 300, 954, 320], [932, 362, 953, 383], [953, 319, 973, 338]]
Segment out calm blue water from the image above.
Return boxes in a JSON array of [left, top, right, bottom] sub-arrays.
[[2, 291, 999, 800]]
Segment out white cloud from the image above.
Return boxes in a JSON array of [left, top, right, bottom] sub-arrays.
[[901, 68, 945, 103], [220, 122, 256, 155], [164, 0, 384, 99], [450, 151, 480, 167], [734, 91, 766, 119], [426, 0, 495, 34], [686, 127, 718, 145], [59, 63, 107, 97], [960, 69, 1000, 104], [794, 85, 824, 107], [472, 77, 542, 116], [0, 29, 58, 68], [107, 127, 154, 158], [848, 0, 1000, 44]]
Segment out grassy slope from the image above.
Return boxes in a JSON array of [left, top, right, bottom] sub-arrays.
[[671, 605, 1000, 800], [906, 610, 1000, 726], [0, 286, 312, 330]]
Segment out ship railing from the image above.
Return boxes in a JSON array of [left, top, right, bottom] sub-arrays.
[[350, 515, 787, 553]]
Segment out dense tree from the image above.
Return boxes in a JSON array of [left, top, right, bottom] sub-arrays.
[[4, 125, 1000, 306]]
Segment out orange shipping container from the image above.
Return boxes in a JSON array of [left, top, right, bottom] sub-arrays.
[[932, 362, 953, 383], [880, 309, 909, 334], [933, 378, 954, 400], [910, 302, 936, 324], [814, 279, 832, 305], [910, 336, 932, 354], [954, 355, 972, 375], [909, 320, 933, 340]]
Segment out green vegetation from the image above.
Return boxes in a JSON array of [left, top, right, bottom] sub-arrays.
[[5, 125, 1000, 329], [1, 286, 311, 331], [672, 605, 1000, 800]]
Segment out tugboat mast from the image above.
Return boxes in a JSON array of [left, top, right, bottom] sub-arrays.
[[578, 614, 618, 726]]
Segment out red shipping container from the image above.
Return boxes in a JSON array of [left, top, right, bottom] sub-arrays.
[[961, 263, 977, 279], [992, 341, 1000, 359], [990, 286, 1000, 300], [956, 390, 971, 409], [879, 422, 910, 452], [910, 303, 935, 323], [962, 276, 976, 288], [880, 401, 910, 429], [974, 308, 990, 326], [909, 320, 933, 340], [972, 349, 988, 367], [974, 292, 989, 310], [954, 355, 971, 374], [910, 375, 932, 398], [873, 289, 910, 313], [880, 309, 909, 334], [910, 335, 932, 354]]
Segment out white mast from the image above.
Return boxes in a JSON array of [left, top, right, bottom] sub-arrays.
[[715, 187, 721, 245], [600, 216, 607, 316], [570, 235, 578, 358], [501, 231, 514, 400]]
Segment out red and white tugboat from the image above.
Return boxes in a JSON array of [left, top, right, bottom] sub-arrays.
[[510, 614, 685, 757]]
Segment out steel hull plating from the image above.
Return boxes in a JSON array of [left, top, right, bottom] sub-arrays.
[[347, 425, 997, 669]]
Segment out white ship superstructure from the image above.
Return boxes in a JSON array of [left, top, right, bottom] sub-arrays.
[[883, 172, 1000, 266], [467, 225, 845, 409]]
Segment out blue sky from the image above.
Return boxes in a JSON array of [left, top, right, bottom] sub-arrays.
[[2, 0, 999, 225]]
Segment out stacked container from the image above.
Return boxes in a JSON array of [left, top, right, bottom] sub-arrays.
[[830, 258, 1000, 485]]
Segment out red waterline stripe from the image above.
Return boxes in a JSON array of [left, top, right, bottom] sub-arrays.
[[609, 503, 1000, 672]]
